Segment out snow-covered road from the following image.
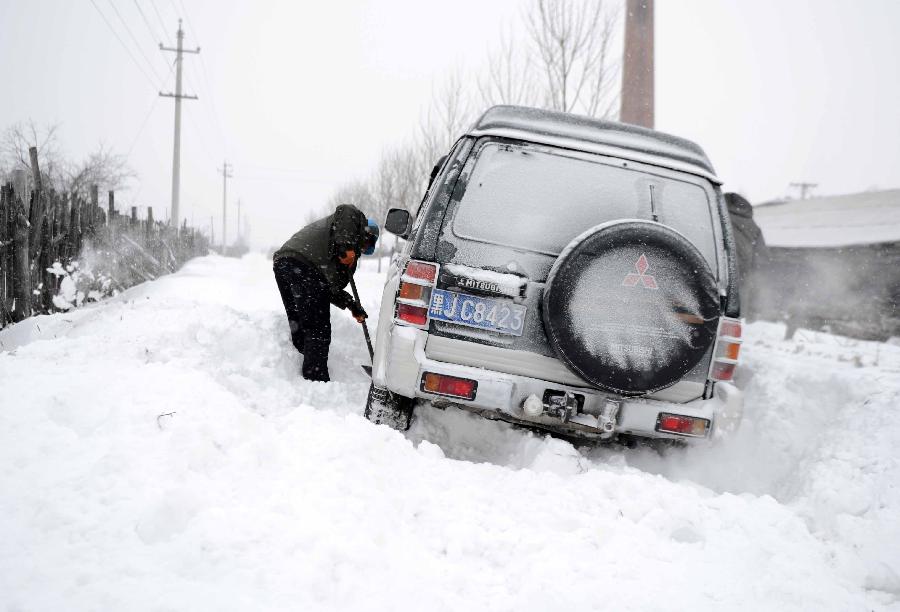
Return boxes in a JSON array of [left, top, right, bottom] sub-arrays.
[[2, 254, 898, 611]]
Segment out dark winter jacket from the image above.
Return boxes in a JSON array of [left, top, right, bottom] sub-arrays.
[[724, 192, 767, 279], [724, 192, 768, 316], [274, 204, 368, 309]]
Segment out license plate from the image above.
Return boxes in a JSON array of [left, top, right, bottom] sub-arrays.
[[428, 289, 526, 336]]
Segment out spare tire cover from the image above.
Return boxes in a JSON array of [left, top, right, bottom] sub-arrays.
[[543, 220, 720, 396]]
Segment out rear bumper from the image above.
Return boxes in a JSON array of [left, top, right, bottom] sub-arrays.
[[375, 326, 743, 442]]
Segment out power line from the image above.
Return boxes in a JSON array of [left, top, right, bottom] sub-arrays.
[[149, 0, 171, 44], [105, 0, 165, 85], [177, 0, 196, 44], [132, 0, 166, 56], [234, 175, 344, 185], [188, 54, 227, 155], [230, 165, 347, 183], [88, 0, 159, 92], [176, 71, 220, 167], [239, 164, 338, 174], [182, 61, 222, 149], [133, 0, 178, 87], [126, 62, 175, 161], [182, 103, 219, 167], [169, 0, 181, 27], [133, 0, 159, 40], [174, 1, 228, 156]]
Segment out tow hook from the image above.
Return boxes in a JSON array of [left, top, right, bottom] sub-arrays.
[[544, 390, 580, 422], [597, 399, 621, 439], [522, 391, 616, 436]]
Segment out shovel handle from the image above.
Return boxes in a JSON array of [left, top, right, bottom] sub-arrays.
[[349, 276, 375, 362]]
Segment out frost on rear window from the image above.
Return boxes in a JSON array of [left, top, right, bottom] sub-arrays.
[[451, 142, 717, 266]]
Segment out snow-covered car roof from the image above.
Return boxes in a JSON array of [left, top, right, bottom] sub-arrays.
[[468, 105, 720, 183], [754, 189, 900, 248]]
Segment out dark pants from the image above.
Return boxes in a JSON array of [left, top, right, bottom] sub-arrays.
[[273, 257, 332, 381]]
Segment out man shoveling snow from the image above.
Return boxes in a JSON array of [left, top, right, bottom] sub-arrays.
[[273, 204, 379, 381]]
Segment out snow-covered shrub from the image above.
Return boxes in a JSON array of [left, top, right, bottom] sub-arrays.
[[48, 258, 115, 311]]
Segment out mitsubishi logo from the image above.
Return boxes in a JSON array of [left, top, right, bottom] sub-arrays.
[[622, 254, 658, 290]]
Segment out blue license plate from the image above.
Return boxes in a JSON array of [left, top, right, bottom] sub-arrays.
[[428, 289, 526, 336]]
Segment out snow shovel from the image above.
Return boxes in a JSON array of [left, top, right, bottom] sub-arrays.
[[349, 276, 374, 377]]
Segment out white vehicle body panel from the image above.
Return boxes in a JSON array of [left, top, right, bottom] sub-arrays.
[[375, 324, 742, 442], [424, 335, 706, 405]]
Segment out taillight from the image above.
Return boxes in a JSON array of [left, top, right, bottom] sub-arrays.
[[397, 303, 428, 326], [722, 342, 740, 360], [719, 319, 742, 338], [421, 372, 477, 400], [656, 413, 710, 437], [404, 261, 437, 284], [395, 260, 439, 328], [709, 317, 742, 382], [399, 282, 425, 301], [710, 361, 736, 381]]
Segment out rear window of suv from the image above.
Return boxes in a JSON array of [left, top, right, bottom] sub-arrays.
[[452, 141, 720, 268]]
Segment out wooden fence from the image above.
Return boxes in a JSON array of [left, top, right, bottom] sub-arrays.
[[0, 147, 208, 329]]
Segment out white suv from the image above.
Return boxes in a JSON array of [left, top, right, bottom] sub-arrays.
[[365, 106, 744, 443]]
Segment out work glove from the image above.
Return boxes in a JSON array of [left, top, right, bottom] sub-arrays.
[[349, 301, 368, 322], [337, 248, 357, 266]]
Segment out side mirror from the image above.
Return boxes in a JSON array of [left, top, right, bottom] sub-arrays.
[[384, 208, 412, 239]]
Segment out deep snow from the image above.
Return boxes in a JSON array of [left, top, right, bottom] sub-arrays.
[[1, 253, 898, 611]]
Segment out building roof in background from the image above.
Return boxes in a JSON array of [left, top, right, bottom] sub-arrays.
[[753, 189, 900, 248]]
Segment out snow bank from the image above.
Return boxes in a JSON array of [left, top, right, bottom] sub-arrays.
[[1, 254, 898, 610]]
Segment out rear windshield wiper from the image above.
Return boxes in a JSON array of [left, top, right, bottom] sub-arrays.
[[649, 184, 659, 222]]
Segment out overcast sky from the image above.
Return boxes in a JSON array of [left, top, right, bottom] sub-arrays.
[[1, 0, 898, 248]]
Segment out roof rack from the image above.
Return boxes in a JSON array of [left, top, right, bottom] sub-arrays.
[[468, 105, 718, 180]]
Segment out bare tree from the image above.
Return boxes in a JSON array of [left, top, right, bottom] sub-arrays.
[[394, 144, 425, 213], [371, 145, 421, 217], [477, 28, 541, 108], [412, 70, 474, 191], [361, 73, 473, 262], [526, 0, 620, 117], [414, 121, 443, 190], [426, 71, 472, 153], [301, 204, 327, 227], [365, 144, 426, 268], [1, 122, 134, 197], [65, 143, 134, 198], [327, 179, 376, 216], [1, 120, 63, 187], [414, 71, 476, 195], [371, 152, 397, 224], [583, 1, 620, 118]]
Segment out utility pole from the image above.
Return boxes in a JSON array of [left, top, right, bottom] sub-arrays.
[[160, 19, 200, 230], [219, 161, 232, 253], [620, 0, 654, 128], [789, 182, 818, 200], [236, 198, 241, 242]]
